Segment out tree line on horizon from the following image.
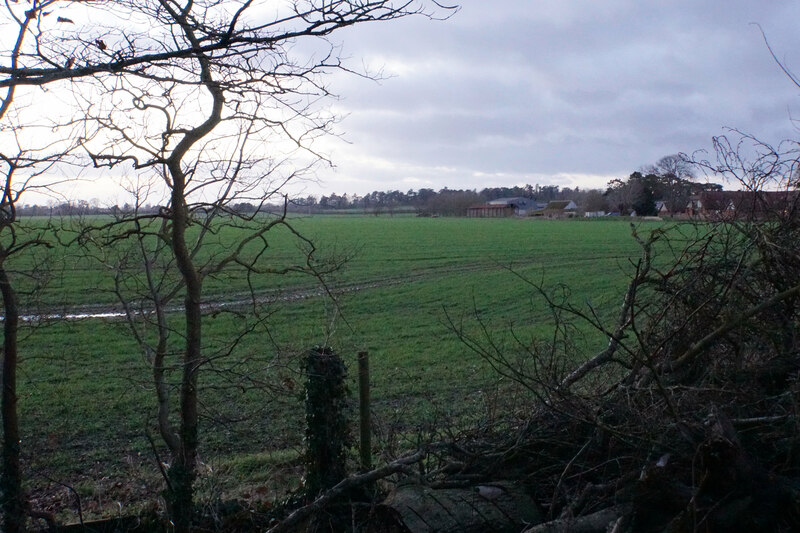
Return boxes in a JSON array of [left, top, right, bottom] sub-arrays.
[[285, 155, 725, 216], [12, 153, 728, 219], [13, 169, 723, 218]]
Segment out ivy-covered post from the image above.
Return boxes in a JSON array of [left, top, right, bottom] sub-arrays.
[[303, 346, 350, 497]]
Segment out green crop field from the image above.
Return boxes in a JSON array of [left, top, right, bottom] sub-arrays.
[[11, 215, 670, 519]]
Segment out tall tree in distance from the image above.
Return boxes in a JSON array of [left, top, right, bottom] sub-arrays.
[[605, 173, 657, 215], [644, 153, 696, 181], [643, 153, 696, 214]]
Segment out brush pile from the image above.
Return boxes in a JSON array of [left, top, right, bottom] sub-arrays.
[[421, 193, 800, 532]]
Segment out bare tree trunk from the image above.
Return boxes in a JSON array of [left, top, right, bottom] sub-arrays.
[[157, 5, 224, 524], [165, 187, 203, 531], [0, 264, 25, 533], [0, 9, 32, 531]]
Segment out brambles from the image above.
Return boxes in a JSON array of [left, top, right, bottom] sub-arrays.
[[443, 134, 800, 532]]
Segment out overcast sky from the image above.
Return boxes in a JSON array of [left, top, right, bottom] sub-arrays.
[[306, 1, 800, 196]]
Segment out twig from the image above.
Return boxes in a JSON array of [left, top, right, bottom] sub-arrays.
[[550, 436, 593, 519], [730, 414, 789, 428], [664, 281, 800, 375], [557, 226, 655, 391], [145, 428, 172, 491], [27, 456, 89, 527]]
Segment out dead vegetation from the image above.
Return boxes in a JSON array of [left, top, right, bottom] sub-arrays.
[[260, 183, 800, 532], [401, 141, 800, 533], [207, 138, 800, 533]]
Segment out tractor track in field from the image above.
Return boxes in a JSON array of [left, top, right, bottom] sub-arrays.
[[14, 260, 510, 322], [16, 254, 632, 321]]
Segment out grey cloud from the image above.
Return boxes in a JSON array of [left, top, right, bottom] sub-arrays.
[[315, 1, 800, 194]]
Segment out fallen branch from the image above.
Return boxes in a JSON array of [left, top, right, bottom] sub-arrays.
[[522, 504, 632, 533], [266, 449, 428, 533], [730, 414, 789, 428]]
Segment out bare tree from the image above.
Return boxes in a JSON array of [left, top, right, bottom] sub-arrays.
[[641, 154, 697, 214], [29, 1, 456, 529], [644, 153, 695, 181], [0, 0, 456, 528], [0, 143, 65, 533], [0, 2, 83, 530]]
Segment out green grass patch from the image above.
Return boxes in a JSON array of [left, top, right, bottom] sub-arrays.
[[11, 216, 673, 516]]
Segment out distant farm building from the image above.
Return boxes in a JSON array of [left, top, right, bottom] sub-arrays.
[[467, 197, 539, 217], [466, 204, 515, 218], [536, 200, 578, 218]]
